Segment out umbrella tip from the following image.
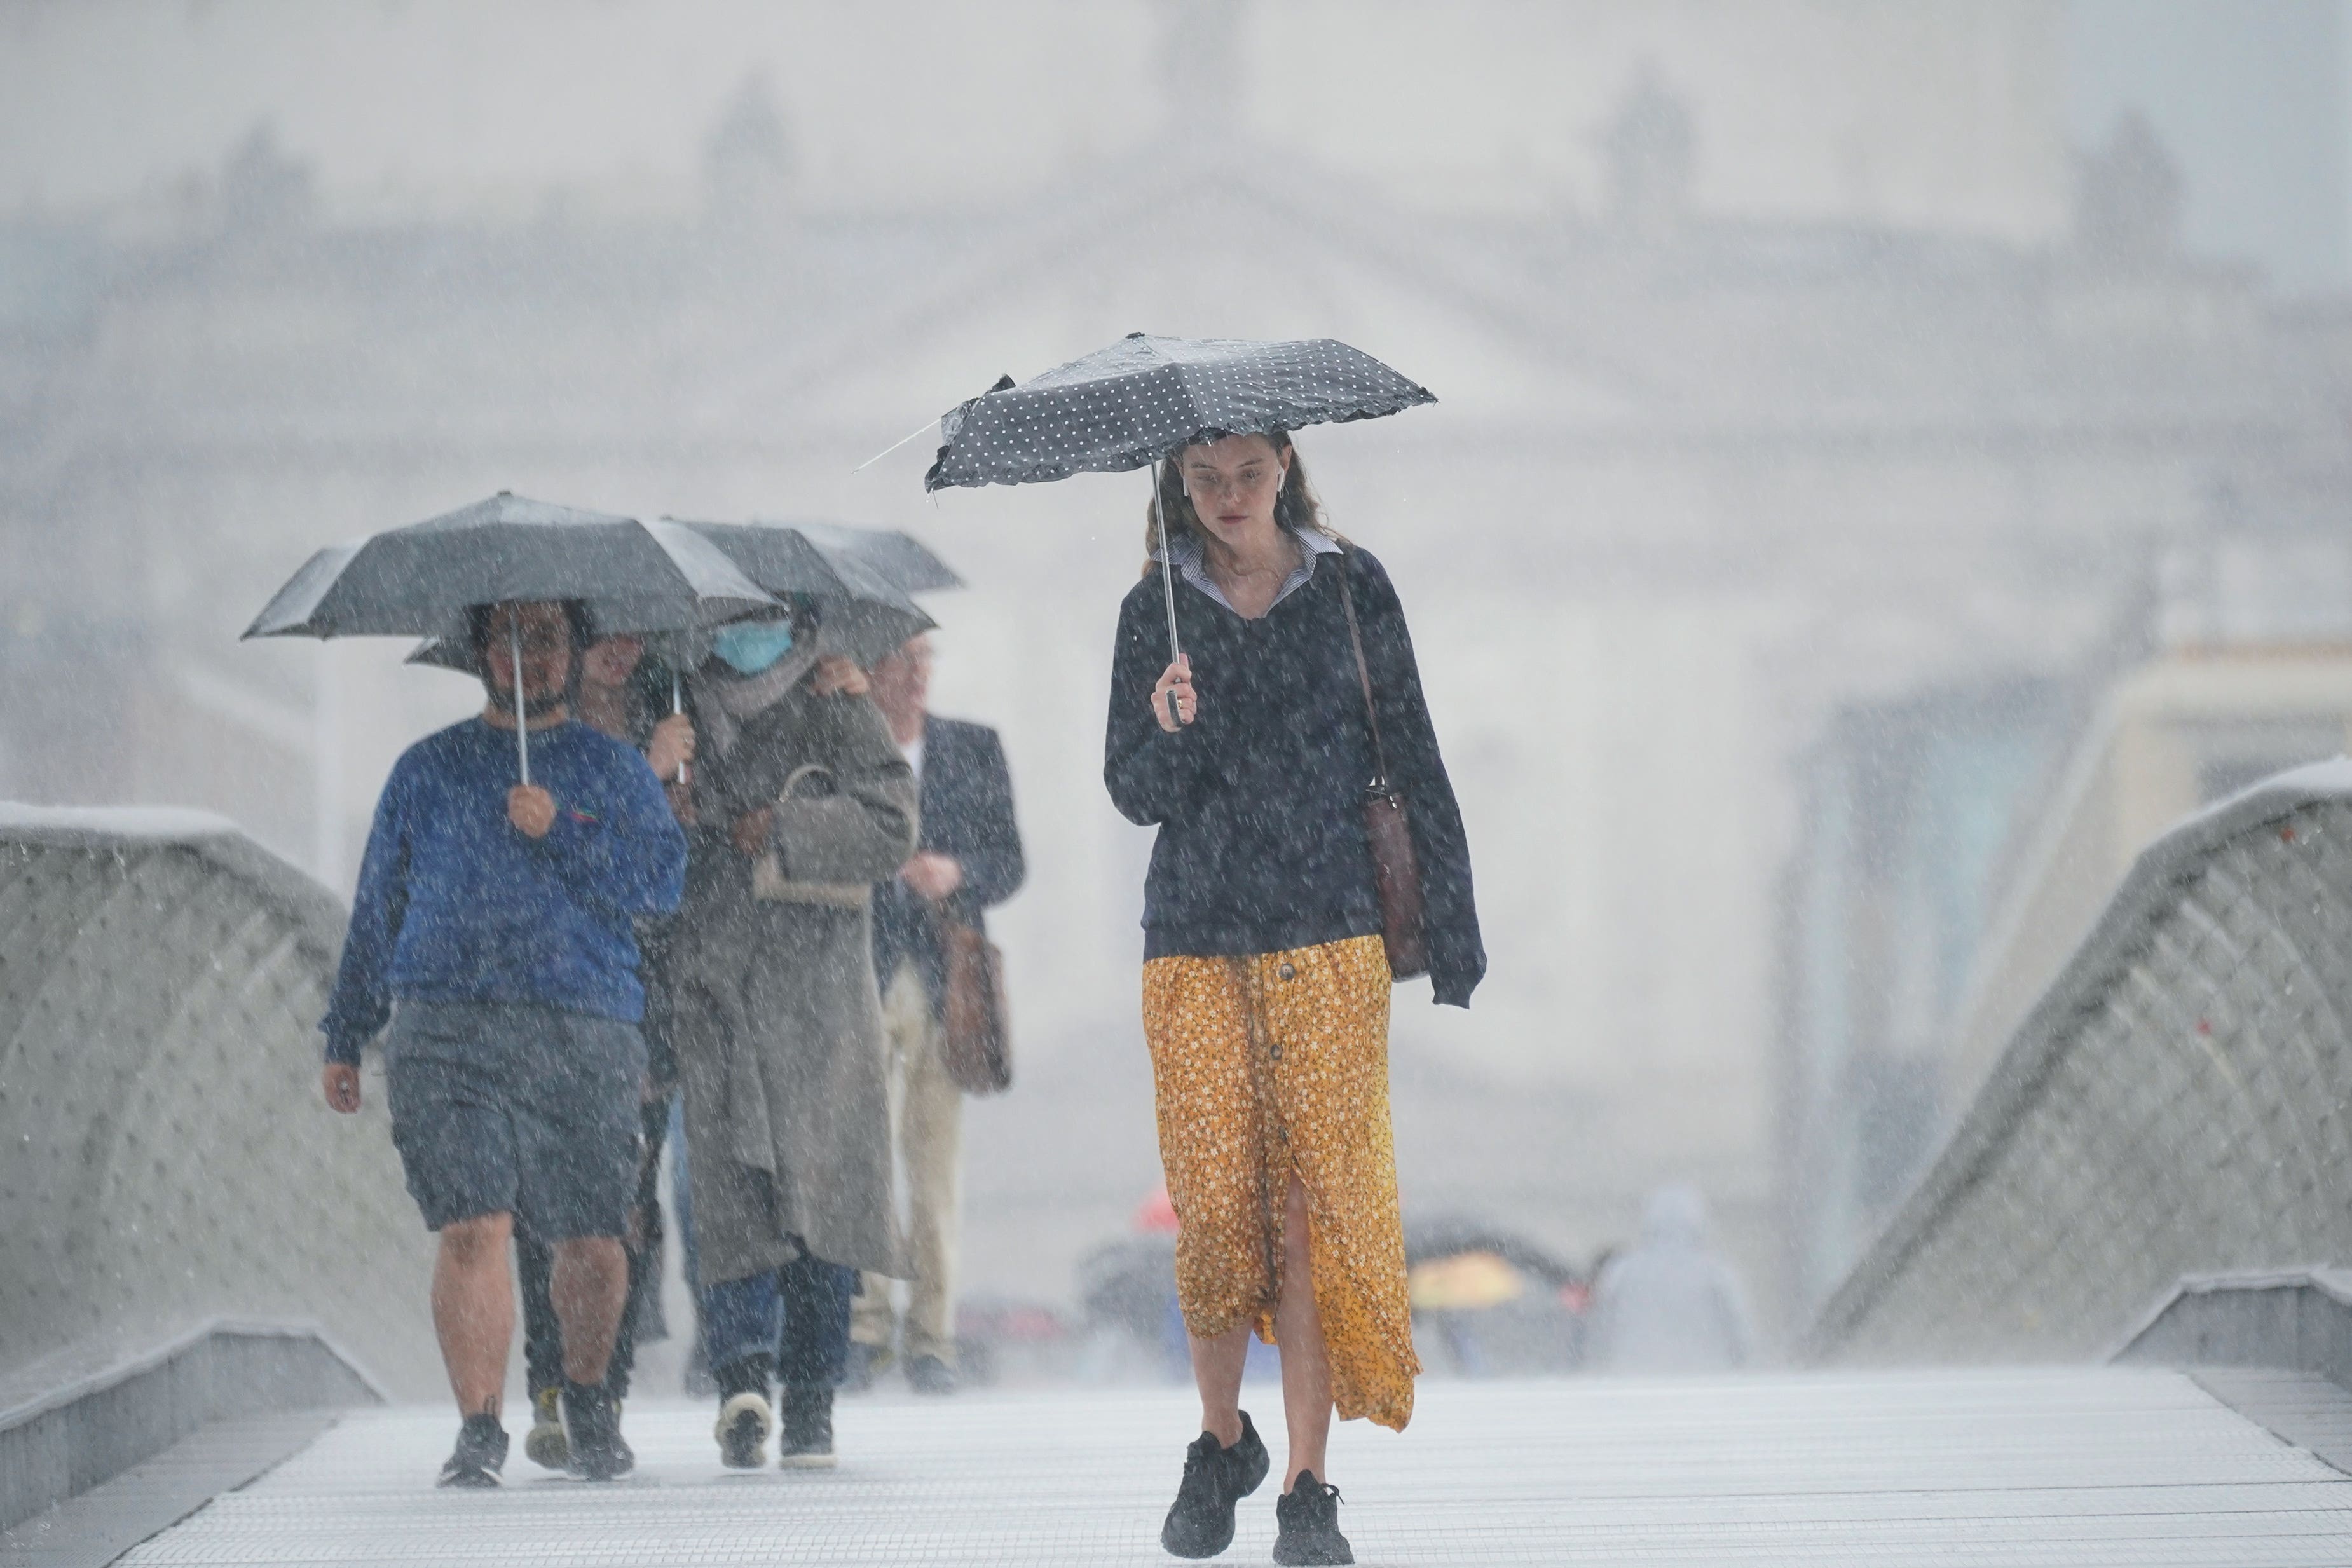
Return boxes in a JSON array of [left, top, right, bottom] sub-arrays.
[[1125, 331, 1146, 339], [496, 488, 512, 496]]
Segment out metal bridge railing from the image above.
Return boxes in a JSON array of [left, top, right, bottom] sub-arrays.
[[1808, 760, 2352, 1363], [0, 807, 439, 1398]]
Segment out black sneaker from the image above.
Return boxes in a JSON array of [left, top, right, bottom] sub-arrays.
[[1273, 1472, 1353, 1566], [437, 1413, 508, 1489], [777, 1384, 837, 1469], [563, 1381, 634, 1481], [905, 1353, 959, 1396], [1159, 1410, 1269, 1558]]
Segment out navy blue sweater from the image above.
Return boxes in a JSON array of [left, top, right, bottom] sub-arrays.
[[1104, 545, 1484, 1007], [320, 718, 688, 1063]]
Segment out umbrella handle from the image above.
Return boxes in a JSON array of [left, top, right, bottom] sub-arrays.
[[1153, 458, 1186, 728], [512, 621, 530, 787]]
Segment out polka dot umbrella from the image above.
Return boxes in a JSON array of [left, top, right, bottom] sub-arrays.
[[919, 332, 1435, 697]]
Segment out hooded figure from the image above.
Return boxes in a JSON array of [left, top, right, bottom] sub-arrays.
[[669, 629, 919, 1290], [1585, 1184, 1756, 1374]]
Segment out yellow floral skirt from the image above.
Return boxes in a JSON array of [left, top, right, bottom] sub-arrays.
[[1141, 933, 1419, 1431]]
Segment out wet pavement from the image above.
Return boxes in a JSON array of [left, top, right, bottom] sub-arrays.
[[113, 1369, 2352, 1565]]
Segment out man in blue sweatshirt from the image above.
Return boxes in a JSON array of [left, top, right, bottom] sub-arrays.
[[318, 599, 688, 1487]]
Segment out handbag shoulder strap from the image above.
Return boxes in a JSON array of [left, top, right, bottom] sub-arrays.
[[1334, 545, 1391, 787]]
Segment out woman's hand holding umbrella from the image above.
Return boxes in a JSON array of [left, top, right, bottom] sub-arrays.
[[1153, 655, 1196, 732]]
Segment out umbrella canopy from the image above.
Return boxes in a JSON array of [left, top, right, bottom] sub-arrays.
[[241, 492, 778, 643], [918, 333, 1434, 697], [790, 521, 966, 593], [402, 517, 936, 677], [668, 519, 937, 667], [922, 332, 1435, 491], [402, 517, 940, 675]]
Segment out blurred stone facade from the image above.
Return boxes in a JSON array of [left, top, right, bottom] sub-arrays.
[[5, 1, 2349, 1329]]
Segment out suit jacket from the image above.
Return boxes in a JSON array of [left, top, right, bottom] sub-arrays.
[[872, 714, 1025, 1015]]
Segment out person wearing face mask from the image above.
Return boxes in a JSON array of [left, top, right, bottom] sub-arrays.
[[665, 605, 918, 1470]]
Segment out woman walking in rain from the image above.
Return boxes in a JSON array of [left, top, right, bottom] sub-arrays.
[[667, 605, 916, 1470], [1107, 432, 1484, 1565]]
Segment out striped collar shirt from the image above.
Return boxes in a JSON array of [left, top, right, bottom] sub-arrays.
[[1158, 526, 1342, 617]]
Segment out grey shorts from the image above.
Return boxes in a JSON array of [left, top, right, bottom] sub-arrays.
[[385, 1000, 647, 1239]]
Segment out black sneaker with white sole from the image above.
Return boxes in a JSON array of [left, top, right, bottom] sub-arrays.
[[1159, 1410, 1269, 1558], [437, 1414, 508, 1489], [1272, 1472, 1353, 1566]]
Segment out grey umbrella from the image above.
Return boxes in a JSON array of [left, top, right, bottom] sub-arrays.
[[664, 519, 936, 668], [789, 521, 966, 594], [406, 516, 938, 676], [243, 491, 779, 783], [919, 332, 1435, 715]]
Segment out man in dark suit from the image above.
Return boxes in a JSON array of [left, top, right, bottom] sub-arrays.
[[849, 632, 1025, 1394]]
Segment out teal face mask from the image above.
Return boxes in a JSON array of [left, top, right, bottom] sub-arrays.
[[713, 618, 795, 674]]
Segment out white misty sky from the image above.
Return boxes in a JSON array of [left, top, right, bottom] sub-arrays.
[[0, 1, 1158, 218], [3, 1, 2349, 287], [2066, 0, 2351, 292]]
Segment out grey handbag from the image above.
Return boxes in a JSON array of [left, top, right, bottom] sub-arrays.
[[749, 764, 873, 908]]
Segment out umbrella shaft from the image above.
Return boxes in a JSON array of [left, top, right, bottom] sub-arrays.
[[1153, 460, 1184, 728], [1152, 458, 1182, 659], [512, 622, 530, 786]]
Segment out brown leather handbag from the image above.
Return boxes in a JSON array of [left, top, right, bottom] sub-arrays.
[[1336, 549, 1430, 981], [931, 906, 1013, 1095]]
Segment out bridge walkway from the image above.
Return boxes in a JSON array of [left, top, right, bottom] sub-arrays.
[[64, 1369, 2352, 1567]]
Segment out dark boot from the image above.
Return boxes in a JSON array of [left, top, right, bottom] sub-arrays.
[[777, 1383, 837, 1469]]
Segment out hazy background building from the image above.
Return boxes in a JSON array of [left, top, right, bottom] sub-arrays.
[[8, 0, 2352, 1345]]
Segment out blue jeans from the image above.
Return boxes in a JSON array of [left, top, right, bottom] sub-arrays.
[[701, 1251, 858, 1388], [670, 1100, 858, 1388]]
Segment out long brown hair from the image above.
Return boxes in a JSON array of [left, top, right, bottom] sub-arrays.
[[1140, 430, 1338, 575]]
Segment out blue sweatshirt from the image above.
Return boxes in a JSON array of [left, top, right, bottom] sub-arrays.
[[320, 718, 688, 1065]]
